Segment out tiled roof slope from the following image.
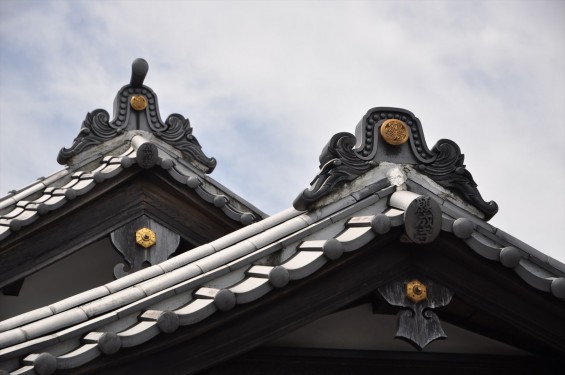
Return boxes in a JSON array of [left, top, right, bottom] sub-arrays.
[[0, 59, 267, 242], [0, 133, 265, 242], [0, 162, 563, 374]]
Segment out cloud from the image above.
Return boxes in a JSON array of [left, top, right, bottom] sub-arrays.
[[1, 0, 564, 262]]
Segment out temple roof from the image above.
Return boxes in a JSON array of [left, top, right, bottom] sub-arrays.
[[0, 59, 266, 244], [0, 60, 563, 374], [1, 160, 564, 374]]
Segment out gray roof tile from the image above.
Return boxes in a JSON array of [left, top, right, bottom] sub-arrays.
[[515, 259, 554, 292], [195, 240, 256, 273], [56, 342, 100, 370], [137, 264, 200, 296], [118, 321, 159, 348], [22, 353, 57, 374], [83, 332, 120, 355], [0, 197, 17, 212], [114, 289, 177, 320], [335, 226, 374, 252], [10, 364, 34, 374], [0, 308, 54, 334], [55, 313, 119, 343], [226, 242, 284, 271], [283, 250, 327, 280], [2, 155, 565, 374], [8, 210, 39, 229], [0, 334, 58, 362], [6, 184, 45, 208], [41, 195, 67, 211], [175, 298, 216, 326], [159, 244, 216, 273], [49, 286, 110, 315], [80, 287, 145, 318], [20, 308, 88, 342], [465, 232, 503, 261], [230, 277, 271, 304], [104, 265, 163, 294], [0, 329, 26, 350]]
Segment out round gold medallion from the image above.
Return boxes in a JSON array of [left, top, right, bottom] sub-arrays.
[[136, 227, 156, 248], [130, 95, 148, 111], [406, 280, 427, 304], [380, 119, 409, 146]]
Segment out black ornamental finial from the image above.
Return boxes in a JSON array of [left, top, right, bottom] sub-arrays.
[[293, 107, 498, 220], [130, 58, 149, 87], [57, 59, 217, 172]]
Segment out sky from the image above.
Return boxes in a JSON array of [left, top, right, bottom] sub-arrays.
[[0, 0, 564, 263]]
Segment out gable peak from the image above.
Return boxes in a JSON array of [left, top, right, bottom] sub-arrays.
[[57, 59, 216, 173]]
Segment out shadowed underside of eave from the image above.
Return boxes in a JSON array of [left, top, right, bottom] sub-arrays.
[[0, 168, 251, 290], [58, 233, 565, 375]]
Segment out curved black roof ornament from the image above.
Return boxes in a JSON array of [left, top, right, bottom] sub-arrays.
[[57, 59, 217, 173], [130, 58, 149, 87], [294, 107, 498, 220]]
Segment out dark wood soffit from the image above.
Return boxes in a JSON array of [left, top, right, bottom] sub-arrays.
[[61, 230, 564, 375], [411, 234, 565, 355], [0, 168, 246, 288], [207, 347, 559, 375]]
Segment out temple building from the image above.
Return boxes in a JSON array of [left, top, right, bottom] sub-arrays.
[[0, 59, 563, 374]]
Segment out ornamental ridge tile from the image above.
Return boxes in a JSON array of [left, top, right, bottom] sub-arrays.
[[57, 59, 216, 172], [0, 60, 267, 242], [294, 108, 498, 220]]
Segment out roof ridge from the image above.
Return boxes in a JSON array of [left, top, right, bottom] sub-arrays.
[[0, 134, 266, 243]]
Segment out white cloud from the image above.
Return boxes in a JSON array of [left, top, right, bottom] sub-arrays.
[[1, 0, 563, 262]]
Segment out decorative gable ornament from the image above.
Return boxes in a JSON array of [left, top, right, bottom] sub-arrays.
[[57, 58, 217, 173], [294, 107, 498, 220], [379, 277, 454, 350]]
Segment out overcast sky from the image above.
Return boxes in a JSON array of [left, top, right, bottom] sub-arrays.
[[1, 0, 564, 263]]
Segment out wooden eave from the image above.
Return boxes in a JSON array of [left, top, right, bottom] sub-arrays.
[[59, 231, 564, 375], [0, 167, 251, 289]]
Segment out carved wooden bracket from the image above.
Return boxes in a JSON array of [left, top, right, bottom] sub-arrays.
[[110, 215, 180, 279], [378, 277, 453, 350]]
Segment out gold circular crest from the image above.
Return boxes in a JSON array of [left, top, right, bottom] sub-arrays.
[[136, 227, 156, 248], [130, 95, 148, 111], [380, 119, 409, 146], [406, 280, 427, 304]]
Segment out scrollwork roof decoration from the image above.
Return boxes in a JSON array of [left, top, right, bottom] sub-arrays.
[[158, 114, 217, 171], [418, 139, 498, 219], [293, 132, 374, 211], [294, 107, 498, 220], [57, 109, 124, 164], [57, 59, 216, 173]]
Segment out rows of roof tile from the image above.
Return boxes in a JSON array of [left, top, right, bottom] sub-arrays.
[[0, 134, 263, 242], [1, 164, 563, 374]]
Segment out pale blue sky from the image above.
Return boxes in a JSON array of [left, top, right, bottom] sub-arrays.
[[1, 0, 564, 262]]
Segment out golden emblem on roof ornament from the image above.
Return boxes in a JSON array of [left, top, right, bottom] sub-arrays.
[[380, 119, 409, 145], [130, 95, 148, 111], [406, 279, 427, 304], [136, 227, 156, 248]]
